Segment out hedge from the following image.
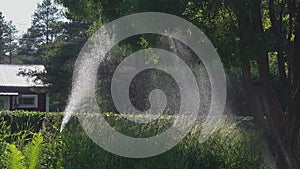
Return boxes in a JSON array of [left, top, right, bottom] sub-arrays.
[[0, 110, 263, 169]]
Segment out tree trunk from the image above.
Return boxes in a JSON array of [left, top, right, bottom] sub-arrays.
[[269, 0, 288, 94], [232, 0, 300, 168]]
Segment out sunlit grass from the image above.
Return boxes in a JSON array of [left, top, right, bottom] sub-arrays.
[[0, 110, 263, 169]]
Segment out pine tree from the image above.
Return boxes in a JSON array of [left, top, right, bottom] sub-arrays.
[[18, 0, 63, 63], [0, 12, 17, 64], [30, 0, 62, 44]]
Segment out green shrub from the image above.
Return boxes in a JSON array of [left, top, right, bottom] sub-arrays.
[[0, 110, 63, 133], [24, 133, 44, 169], [3, 144, 26, 169], [2, 133, 43, 169], [0, 110, 263, 169]]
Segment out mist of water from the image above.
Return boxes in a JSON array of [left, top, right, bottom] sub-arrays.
[[60, 33, 214, 136], [60, 30, 113, 132]]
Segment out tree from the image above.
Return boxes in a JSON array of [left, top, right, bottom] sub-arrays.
[[52, 0, 300, 168], [31, 0, 62, 44], [56, 0, 190, 112], [220, 0, 300, 168], [42, 20, 88, 110], [185, 0, 300, 168], [0, 12, 17, 64], [18, 0, 63, 63]]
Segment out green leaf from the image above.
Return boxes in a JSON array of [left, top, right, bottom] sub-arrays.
[[3, 144, 26, 169], [24, 133, 43, 169]]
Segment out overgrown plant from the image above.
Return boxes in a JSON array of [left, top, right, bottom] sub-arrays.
[[3, 133, 43, 169], [3, 144, 25, 169], [0, 111, 265, 168]]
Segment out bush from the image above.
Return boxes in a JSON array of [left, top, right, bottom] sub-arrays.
[[2, 133, 43, 169], [0, 110, 262, 169]]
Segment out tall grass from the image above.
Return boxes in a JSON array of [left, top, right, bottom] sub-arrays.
[[0, 111, 263, 169], [59, 114, 262, 169]]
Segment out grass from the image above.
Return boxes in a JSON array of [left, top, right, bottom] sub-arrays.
[[0, 110, 263, 169]]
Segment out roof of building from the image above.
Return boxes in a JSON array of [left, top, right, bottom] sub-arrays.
[[0, 64, 46, 87]]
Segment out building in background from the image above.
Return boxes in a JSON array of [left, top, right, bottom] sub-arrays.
[[0, 64, 49, 111]]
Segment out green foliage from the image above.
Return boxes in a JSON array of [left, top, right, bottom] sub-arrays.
[[0, 110, 62, 133], [41, 21, 88, 110], [2, 133, 44, 169], [3, 144, 26, 169], [60, 114, 262, 169], [2, 130, 44, 169], [17, 0, 65, 63], [0, 12, 17, 64], [6, 0, 299, 167], [24, 133, 43, 169], [0, 110, 263, 169]]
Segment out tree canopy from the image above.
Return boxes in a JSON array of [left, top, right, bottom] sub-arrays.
[[0, 12, 17, 64], [0, 0, 299, 168]]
